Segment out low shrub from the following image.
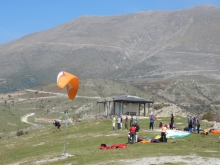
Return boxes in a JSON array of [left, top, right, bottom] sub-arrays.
[[154, 104, 163, 110], [202, 111, 215, 121], [16, 130, 24, 136]]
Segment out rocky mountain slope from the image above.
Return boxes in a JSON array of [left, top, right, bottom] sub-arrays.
[[0, 5, 220, 92]]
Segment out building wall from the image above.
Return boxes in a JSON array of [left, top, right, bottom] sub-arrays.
[[114, 102, 139, 116], [106, 101, 153, 116]]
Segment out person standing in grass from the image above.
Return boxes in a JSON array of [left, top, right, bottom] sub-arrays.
[[134, 121, 140, 142], [159, 121, 163, 128], [154, 115, 157, 126], [196, 117, 200, 134], [192, 115, 196, 133], [117, 116, 121, 130], [136, 115, 139, 124], [149, 115, 154, 131], [125, 116, 128, 130], [120, 116, 123, 130], [130, 115, 133, 127], [170, 113, 174, 130], [160, 124, 167, 142], [128, 124, 136, 144], [188, 116, 193, 132], [112, 115, 116, 131]]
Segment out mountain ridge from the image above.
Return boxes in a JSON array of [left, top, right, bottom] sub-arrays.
[[0, 5, 220, 92]]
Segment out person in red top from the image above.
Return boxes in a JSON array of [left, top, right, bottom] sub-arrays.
[[128, 124, 136, 144], [154, 115, 157, 126]]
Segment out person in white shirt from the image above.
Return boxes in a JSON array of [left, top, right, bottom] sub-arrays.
[[112, 116, 116, 131], [117, 116, 121, 130]]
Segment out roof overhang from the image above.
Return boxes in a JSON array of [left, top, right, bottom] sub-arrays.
[[113, 95, 154, 104]]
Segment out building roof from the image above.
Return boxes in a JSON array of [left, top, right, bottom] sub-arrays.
[[113, 95, 154, 103]]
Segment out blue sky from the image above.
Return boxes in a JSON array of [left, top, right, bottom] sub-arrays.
[[1, 0, 220, 44]]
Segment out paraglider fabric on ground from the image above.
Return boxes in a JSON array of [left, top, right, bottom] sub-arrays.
[[100, 143, 127, 149], [154, 130, 190, 139], [209, 129, 220, 134]]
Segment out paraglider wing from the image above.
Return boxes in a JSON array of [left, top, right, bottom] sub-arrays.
[[57, 71, 79, 100]]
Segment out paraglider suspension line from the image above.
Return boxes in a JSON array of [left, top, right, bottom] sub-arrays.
[[63, 111, 68, 156]]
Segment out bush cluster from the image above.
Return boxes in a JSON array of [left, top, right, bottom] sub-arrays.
[[16, 130, 24, 136], [202, 111, 215, 121], [16, 130, 28, 136], [154, 104, 163, 110]]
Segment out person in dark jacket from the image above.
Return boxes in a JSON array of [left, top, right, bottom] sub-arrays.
[[192, 115, 196, 133], [188, 116, 193, 132], [149, 115, 154, 131], [53, 120, 61, 130], [196, 117, 200, 134], [134, 122, 140, 142], [170, 113, 174, 130]]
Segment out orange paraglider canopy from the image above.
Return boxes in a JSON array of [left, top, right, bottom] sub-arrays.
[[57, 71, 79, 100]]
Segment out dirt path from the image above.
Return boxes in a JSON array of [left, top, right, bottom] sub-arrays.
[[95, 155, 220, 165], [167, 50, 220, 57], [25, 89, 102, 99], [131, 69, 219, 79], [21, 113, 38, 126]]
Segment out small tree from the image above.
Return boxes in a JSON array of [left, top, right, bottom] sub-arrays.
[[202, 111, 215, 121], [8, 95, 11, 99], [16, 130, 24, 136], [154, 104, 163, 110]]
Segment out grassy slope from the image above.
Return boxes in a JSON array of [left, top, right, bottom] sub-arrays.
[[0, 116, 219, 165], [1, 76, 220, 134], [0, 78, 153, 134], [0, 76, 220, 164]]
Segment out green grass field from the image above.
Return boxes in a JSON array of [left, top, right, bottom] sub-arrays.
[[0, 116, 219, 165], [0, 76, 220, 164]]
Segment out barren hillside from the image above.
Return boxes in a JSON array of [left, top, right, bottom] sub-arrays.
[[0, 5, 220, 93]]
